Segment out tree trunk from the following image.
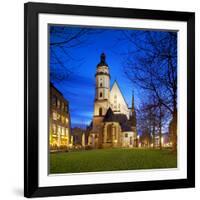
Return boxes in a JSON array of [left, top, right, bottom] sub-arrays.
[[159, 105, 162, 150], [171, 108, 177, 151], [152, 121, 155, 149]]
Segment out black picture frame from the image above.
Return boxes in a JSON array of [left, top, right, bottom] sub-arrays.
[[24, 2, 195, 198]]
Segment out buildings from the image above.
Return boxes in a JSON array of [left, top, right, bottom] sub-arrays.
[[49, 83, 71, 151], [88, 53, 137, 148], [71, 127, 87, 147]]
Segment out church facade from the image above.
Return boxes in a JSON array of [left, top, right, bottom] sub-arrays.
[[88, 53, 137, 149]]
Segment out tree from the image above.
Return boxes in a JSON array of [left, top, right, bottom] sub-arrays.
[[50, 26, 104, 82], [137, 95, 166, 149], [122, 30, 177, 151]]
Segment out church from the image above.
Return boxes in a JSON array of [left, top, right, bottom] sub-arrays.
[[88, 53, 137, 148]]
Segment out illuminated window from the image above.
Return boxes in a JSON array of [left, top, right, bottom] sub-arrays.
[[66, 128, 69, 136], [57, 113, 61, 121], [57, 126, 61, 135], [61, 115, 65, 124], [66, 117, 69, 124], [61, 127, 65, 136], [52, 124, 56, 134], [52, 112, 57, 120]]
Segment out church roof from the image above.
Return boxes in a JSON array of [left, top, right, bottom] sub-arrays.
[[110, 80, 129, 108], [103, 107, 132, 132]]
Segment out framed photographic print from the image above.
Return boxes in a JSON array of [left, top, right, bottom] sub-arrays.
[[24, 2, 195, 198]]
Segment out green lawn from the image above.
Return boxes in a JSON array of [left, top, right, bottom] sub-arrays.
[[50, 148, 177, 174]]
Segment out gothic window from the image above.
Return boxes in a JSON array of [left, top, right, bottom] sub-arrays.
[[107, 124, 112, 142], [99, 107, 102, 116]]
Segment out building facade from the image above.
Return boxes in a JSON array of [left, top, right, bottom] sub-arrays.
[[88, 53, 137, 148], [49, 83, 71, 151]]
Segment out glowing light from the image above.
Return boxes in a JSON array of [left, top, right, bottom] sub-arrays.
[[161, 137, 164, 145]]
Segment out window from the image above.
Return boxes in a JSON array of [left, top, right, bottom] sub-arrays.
[[52, 112, 57, 120], [100, 92, 102, 98], [99, 107, 102, 116], [57, 99, 60, 109], [125, 133, 128, 138], [52, 124, 56, 134], [57, 126, 61, 135], [66, 128, 69, 136], [61, 102, 65, 111], [57, 113, 61, 121], [100, 83, 102, 87], [61, 115, 65, 124], [52, 95, 57, 106], [66, 117, 69, 124], [61, 127, 65, 136]]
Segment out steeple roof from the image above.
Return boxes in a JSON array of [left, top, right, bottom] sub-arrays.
[[132, 91, 135, 112], [97, 53, 108, 67], [130, 92, 137, 127]]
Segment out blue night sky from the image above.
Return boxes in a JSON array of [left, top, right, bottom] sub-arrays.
[[49, 26, 174, 128]]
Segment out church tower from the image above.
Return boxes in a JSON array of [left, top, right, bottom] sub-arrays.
[[93, 53, 110, 127]]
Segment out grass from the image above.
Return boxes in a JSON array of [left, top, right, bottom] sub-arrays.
[[49, 148, 177, 174]]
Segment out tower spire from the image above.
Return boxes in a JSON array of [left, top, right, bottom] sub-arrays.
[[97, 52, 108, 67], [130, 90, 136, 128], [101, 53, 105, 63], [132, 90, 135, 112]]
